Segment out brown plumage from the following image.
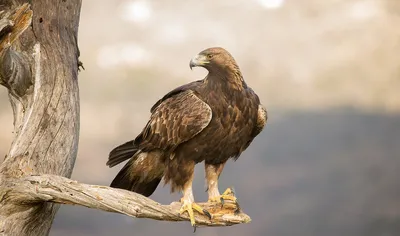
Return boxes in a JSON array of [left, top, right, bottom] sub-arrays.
[[107, 47, 267, 227]]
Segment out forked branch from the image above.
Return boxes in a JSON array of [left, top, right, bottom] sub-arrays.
[[0, 174, 251, 227]]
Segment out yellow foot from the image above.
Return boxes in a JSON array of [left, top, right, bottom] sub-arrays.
[[208, 187, 237, 205], [179, 200, 212, 232]]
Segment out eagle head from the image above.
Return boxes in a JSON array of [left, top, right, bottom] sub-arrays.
[[189, 47, 238, 73]]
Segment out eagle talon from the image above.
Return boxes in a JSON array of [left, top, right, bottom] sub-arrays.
[[179, 200, 211, 229], [234, 201, 242, 214], [208, 187, 238, 207], [220, 197, 225, 208], [234, 208, 241, 215], [203, 209, 212, 220]]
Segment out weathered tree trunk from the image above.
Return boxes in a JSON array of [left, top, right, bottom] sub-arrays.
[[0, 2, 250, 235], [0, 1, 82, 235]]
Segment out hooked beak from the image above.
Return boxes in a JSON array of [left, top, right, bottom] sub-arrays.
[[189, 54, 208, 70]]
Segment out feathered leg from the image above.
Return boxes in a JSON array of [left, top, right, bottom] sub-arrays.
[[178, 162, 211, 231], [205, 163, 237, 204]]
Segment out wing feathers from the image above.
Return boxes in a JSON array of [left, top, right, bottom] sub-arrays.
[[138, 90, 212, 152], [107, 140, 138, 167]]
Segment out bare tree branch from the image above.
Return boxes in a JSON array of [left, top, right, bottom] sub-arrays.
[[0, 174, 251, 227]]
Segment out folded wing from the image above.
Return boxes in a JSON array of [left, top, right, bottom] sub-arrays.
[[136, 89, 212, 153]]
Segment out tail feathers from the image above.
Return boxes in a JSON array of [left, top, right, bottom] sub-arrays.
[[110, 154, 164, 197], [107, 140, 138, 167]]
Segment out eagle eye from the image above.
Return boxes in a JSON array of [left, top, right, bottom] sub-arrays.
[[207, 54, 213, 59]]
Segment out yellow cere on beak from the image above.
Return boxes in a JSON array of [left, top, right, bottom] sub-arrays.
[[189, 54, 209, 70]]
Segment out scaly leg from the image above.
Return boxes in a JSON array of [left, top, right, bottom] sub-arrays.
[[179, 171, 211, 231], [205, 163, 237, 205]]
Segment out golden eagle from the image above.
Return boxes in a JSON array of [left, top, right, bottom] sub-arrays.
[[107, 47, 267, 228]]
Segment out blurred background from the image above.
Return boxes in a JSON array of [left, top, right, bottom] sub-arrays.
[[1, 0, 400, 235]]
